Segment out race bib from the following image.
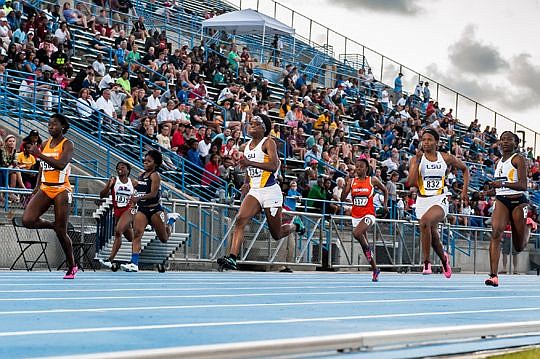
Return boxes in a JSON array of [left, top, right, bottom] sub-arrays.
[[353, 196, 368, 206], [424, 179, 442, 190], [247, 167, 262, 178], [115, 194, 130, 206]]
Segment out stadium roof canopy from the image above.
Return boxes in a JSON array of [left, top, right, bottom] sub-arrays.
[[201, 8, 295, 36]]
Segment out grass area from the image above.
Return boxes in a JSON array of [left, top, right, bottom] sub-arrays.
[[488, 348, 540, 359]]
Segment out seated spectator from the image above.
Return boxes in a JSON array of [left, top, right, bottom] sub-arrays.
[[284, 180, 302, 211], [16, 141, 38, 189], [92, 53, 106, 78], [62, 2, 87, 28], [201, 153, 221, 188], [95, 8, 115, 37], [131, 16, 149, 40], [227, 44, 241, 73], [240, 46, 254, 71]]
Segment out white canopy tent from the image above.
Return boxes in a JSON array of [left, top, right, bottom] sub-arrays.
[[201, 8, 295, 66]]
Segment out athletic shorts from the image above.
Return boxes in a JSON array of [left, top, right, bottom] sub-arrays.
[[415, 193, 449, 220], [495, 194, 528, 215], [40, 183, 72, 203], [352, 215, 376, 228], [114, 205, 132, 219], [247, 184, 283, 208], [138, 204, 164, 223]]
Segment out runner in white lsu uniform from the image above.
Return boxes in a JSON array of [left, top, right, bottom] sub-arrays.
[[485, 131, 531, 287], [217, 114, 305, 270], [407, 128, 470, 278]]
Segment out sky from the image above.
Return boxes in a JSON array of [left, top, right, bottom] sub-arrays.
[[238, 0, 540, 148]]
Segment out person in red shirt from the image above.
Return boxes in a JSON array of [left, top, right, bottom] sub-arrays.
[[341, 158, 388, 282], [202, 153, 221, 187]]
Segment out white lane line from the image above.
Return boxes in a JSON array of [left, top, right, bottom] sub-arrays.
[[2, 307, 540, 337], [0, 295, 539, 315], [0, 288, 534, 302], [2, 283, 539, 293]]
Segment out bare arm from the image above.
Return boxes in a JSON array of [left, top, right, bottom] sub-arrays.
[[340, 177, 352, 203], [32, 139, 73, 170], [407, 150, 422, 189], [99, 177, 115, 198], [443, 152, 470, 200]]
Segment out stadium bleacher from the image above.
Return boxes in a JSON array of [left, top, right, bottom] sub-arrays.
[[0, 0, 539, 227]]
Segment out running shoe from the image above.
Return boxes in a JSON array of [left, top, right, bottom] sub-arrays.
[[422, 262, 432, 275], [280, 267, 293, 273], [485, 275, 499, 287], [292, 216, 306, 235], [99, 258, 113, 269], [442, 252, 452, 279], [372, 268, 381, 282], [63, 266, 78, 279], [217, 256, 238, 270], [167, 212, 181, 225], [120, 262, 139, 272]]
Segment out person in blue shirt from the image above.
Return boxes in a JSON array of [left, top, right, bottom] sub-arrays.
[[394, 72, 403, 96], [177, 82, 190, 104], [284, 181, 302, 211], [295, 73, 307, 91]]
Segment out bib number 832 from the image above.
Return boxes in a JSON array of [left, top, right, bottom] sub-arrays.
[[425, 179, 441, 190]]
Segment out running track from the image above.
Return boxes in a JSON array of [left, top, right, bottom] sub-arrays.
[[0, 271, 540, 358]]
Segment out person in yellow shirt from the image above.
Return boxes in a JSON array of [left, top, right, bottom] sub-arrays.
[[314, 109, 330, 130], [16, 141, 38, 189]]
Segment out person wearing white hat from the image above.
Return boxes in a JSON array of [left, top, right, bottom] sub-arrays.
[[0, 17, 11, 50]]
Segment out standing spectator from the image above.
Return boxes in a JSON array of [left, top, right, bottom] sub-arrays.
[[92, 53, 106, 78], [394, 72, 403, 100], [227, 44, 241, 73], [423, 81, 430, 103]]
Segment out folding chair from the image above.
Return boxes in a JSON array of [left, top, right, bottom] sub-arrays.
[[57, 223, 96, 271], [10, 217, 51, 271]]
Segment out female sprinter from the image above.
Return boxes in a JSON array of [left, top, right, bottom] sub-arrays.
[[22, 113, 77, 279], [407, 128, 470, 278], [121, 150, 178, 272], [485, 131, 532, 287], [217, 114, 304, 270], [341, 158, 388, 281], [98, 161, 137, 269]]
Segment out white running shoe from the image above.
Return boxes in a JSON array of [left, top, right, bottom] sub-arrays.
[[99, 258, 113, 269], [120, 263, 139, 272], [167, 212, 181, 225]]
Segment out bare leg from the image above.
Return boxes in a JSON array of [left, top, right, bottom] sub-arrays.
[[131, 212, 148, 254], [22, 190, 55, 230], [489, 200, 509, 276], [230, 195, 261, 256], [510, 204, 530, 252], [352, 217, 376, 270], [151, 211, 169, 243], [419, 205, 445, 263], [109, 211, 133, 261], [264, 206, 295, 240], [53, 191, 75, 269]]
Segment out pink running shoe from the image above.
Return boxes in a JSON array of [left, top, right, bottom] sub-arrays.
[[485, 275, 499, 287], [422, 262, 432, 275], [372, 268, 381, 282], [442, 252, 452, 279], [63, 266, 78, 279]]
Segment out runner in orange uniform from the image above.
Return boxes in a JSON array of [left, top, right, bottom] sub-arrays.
[[22, 113, 77, 279], [341, 158, 388, 281]]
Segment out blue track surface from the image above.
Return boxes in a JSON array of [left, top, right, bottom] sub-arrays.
[[0, 271, 539, 358]]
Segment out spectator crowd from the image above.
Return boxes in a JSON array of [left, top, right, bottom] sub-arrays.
[[0, 0, 539, 230]]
